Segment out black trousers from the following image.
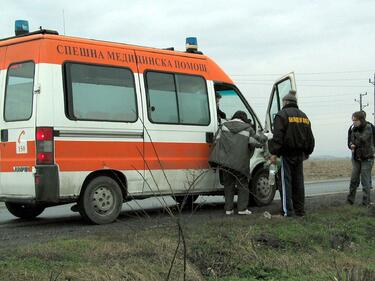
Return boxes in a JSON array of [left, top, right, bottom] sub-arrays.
[[278, 155, 305, 216]]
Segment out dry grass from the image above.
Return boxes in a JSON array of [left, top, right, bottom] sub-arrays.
[[304, 158, 375, 181], [0, 205, 374, 281]]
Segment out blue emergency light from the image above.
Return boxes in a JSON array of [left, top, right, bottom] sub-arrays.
[[15, 20, 29, 36], [186, 37, 198, 52]]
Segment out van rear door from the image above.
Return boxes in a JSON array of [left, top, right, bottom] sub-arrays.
[[265, 73, 296, 133], [0, 43, 39, 199]]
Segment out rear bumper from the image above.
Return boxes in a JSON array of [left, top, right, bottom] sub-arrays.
[[0, 165, 61, 204]]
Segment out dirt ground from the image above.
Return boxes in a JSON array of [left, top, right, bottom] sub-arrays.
[[303, 158, 375, 181]]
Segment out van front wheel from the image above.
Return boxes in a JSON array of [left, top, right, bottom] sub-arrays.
[[250, 168, 276, 206], [5, 202, 45, 219], [79, 176, 123, 224]]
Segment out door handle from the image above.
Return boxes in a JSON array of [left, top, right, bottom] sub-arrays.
[[206, 132, 214, 144], [1, 129, 8, 142]]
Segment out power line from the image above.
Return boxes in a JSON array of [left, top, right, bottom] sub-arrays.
[[236, 82, 373, 88], [300, 100, 357, 104], [299, 94, 358, 99], [249, 93, 361, 99], [234, 78, 370, 82], [230, 70, 375, 76]]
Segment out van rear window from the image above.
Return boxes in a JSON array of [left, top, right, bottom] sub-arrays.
[[4, 61, 35, 122], [64, 63, 137, 122]]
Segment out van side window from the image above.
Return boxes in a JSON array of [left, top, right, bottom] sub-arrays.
[[4, 61, 35, 122], [146, 72, 179, 123], [64, 63, 137, 122], [145, 71, 209, 125], [176, 75, 209, 125]]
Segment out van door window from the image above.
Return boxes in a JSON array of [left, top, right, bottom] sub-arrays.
[[276, 79, 292, 102], [268, 78, 292, 130], [269, 91, 279, 131], [146, 72, 179, 123], [145, 71, 210, 125], [4, 61, 35, 122], [64, 63, 137, 122], [176, 75, 209, 125]]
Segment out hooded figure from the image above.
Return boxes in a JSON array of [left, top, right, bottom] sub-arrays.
[[209, 110, 266, 215]]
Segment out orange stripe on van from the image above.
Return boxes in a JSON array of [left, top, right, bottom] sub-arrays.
[[55, 141, 210, 172], [0, 141, 36, 172], [0, 140, 211, 172]]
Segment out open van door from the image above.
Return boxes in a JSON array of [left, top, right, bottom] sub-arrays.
[[265, 72, 296, 133]]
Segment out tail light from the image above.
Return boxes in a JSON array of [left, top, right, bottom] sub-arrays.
[[36, 127, 54, 165]]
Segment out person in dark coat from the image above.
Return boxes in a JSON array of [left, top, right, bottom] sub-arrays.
[[268, 91, 315, 217], [347, 111, 374, 206], [347, 111, 375, 190], [209, 110, 266, 215], [347, 111, 375, 150], [215, 92, 227, 124]]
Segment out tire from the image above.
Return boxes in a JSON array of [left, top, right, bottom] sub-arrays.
[[250, 168, 276, 206], [5, 202, 45, 219], [173, 195, 199, 208], [79, 176, 123, 224]]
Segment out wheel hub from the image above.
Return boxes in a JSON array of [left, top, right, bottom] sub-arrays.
[[256, 176, 271, 198], [92, 186, 114, 213]]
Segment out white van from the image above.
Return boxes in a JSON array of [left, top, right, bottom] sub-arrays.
[[0, 26, 296, 224]]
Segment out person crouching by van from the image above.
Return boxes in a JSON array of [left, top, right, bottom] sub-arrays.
[[209, 110, 266, 215], [347, 111, 374, 206]]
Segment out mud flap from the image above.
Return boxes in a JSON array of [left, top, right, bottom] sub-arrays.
[[35, 165, 60, 203]]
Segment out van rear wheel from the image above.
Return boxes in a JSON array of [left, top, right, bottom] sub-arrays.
[[5, 202, 45, 219], [250, 168, 276, 206], [79, 176, 123, 224]]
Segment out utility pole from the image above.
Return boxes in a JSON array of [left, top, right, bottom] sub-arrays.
[[369, 73, 375, 124], [355, 92, 368, 111]]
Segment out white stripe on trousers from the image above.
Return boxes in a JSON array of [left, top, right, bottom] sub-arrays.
[[280, 157, 288, 216]]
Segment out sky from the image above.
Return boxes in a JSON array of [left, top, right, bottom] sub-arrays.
[[1, 0, 375, 157]]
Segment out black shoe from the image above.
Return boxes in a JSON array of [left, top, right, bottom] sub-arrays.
[[346, 199, 354, 205]]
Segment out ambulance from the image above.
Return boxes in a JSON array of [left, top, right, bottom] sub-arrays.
[[0, 21, 296, 224]]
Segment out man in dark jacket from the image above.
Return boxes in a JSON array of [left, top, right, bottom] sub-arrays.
[[215, 92, 227, 124], [347, 111, 375, 190], [268, 91, 315, 217], [347, 111, 374, 206], [347, 111, 375, 149], [209, 111, 266, 215]]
